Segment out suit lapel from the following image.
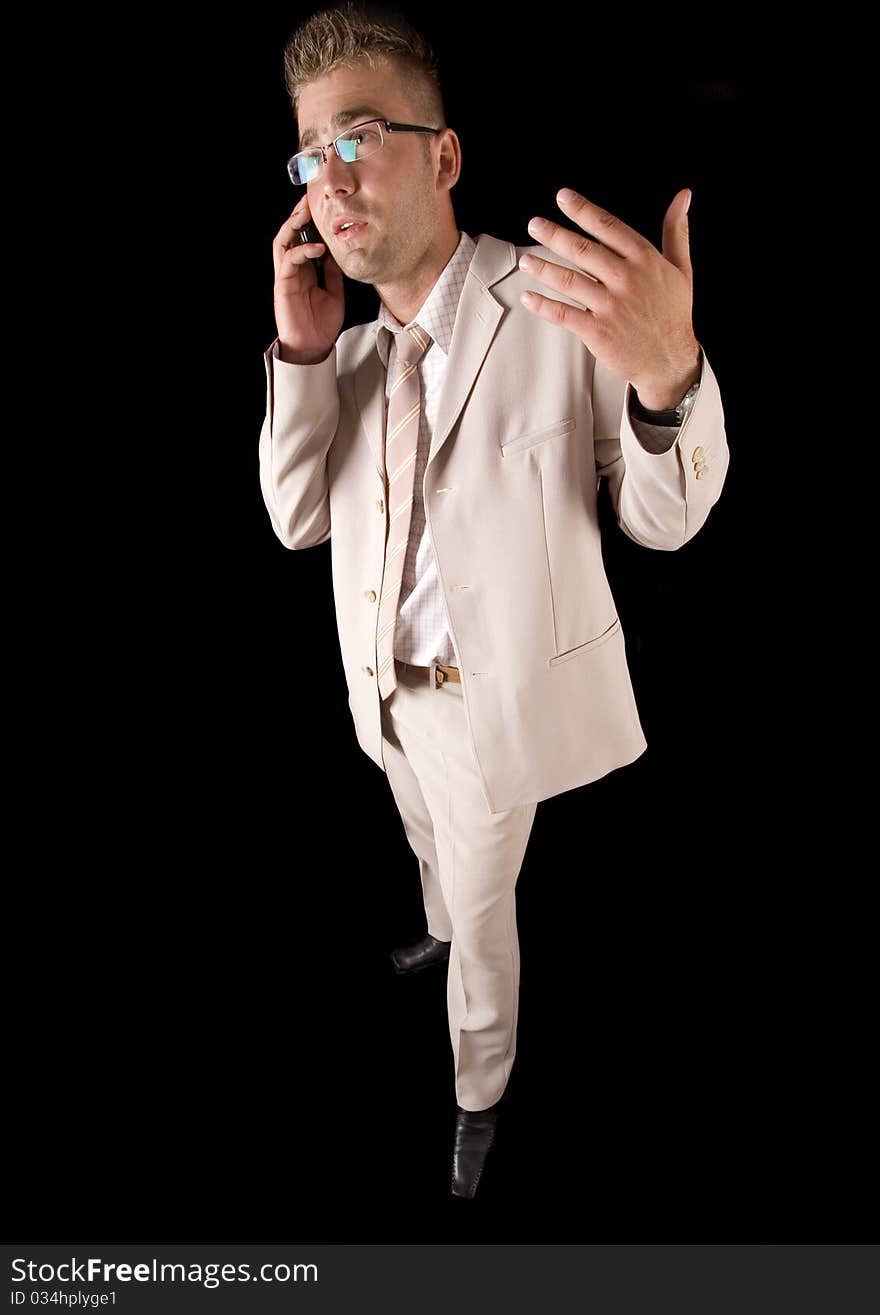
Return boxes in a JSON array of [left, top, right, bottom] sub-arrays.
[[428, 233, 515, 467], [352, 340, 387, 484], [353, 232, 518, 479]]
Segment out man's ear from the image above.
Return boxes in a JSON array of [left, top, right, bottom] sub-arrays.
[[436, 128, 461, 191]]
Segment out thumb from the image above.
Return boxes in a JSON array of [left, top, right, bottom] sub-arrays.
[[661, 188, 693, 279]]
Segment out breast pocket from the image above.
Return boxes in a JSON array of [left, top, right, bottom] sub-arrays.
[[500, 415, 576, 456]]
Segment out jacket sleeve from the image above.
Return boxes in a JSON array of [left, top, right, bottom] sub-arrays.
[[258, 335, 340, 550], [592, 344, 730, 551]]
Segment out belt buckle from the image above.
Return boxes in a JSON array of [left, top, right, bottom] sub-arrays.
[[429, 658, 445, 690]]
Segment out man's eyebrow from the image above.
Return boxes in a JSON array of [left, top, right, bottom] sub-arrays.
[[299, 107, 387, 150]]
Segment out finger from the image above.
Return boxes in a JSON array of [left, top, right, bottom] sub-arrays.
[[517, 250, 611, 312], [661, 188, 693, 280], [275, 195, 313, 251], [519, 287, 596, 343], [276, 241, 325, 281], [530, 189, 652, 262], [285, 240, 325, 263], [523, 223, 623, 287]]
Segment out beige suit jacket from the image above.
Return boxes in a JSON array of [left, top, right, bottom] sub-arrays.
[[258, 231, 730, 812]]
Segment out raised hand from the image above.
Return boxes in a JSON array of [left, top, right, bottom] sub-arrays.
[[272, 193, 345, 364], [518, 187, 702, 409]]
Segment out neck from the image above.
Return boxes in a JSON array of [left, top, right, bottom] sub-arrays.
[[377, 228, 461, 327]]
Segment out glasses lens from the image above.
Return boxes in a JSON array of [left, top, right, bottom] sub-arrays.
[[289, 122, 383, 185], [336, 121, 382, 164], [291, 152, 322, 185]]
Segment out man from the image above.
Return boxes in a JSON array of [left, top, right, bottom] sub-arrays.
[[259, 2, 729, 1199]]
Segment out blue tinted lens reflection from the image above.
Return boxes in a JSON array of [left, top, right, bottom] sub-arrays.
[[302, 155, 321, 182]]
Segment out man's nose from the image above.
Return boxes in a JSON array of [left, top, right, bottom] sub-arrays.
[[321, 148, 356, 194]]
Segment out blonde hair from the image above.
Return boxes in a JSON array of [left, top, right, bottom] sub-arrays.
[[282, 2, 446, 159]]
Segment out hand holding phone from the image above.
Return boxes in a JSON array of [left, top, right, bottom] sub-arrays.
[[272, 197, 344, 364]]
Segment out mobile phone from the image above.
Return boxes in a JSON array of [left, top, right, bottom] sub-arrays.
[[297, 220, 326, 290]]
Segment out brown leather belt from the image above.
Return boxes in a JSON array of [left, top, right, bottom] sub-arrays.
[[394, 657, 461, 687]]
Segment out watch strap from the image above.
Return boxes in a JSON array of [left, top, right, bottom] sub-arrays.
[[629, 380, 700, 427]]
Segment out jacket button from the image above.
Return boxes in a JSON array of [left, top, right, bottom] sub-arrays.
[[695, 470, 704, 480], [693, 445, 705, 459], [365, 589, 377, 602], [363, 665, 374, 677]]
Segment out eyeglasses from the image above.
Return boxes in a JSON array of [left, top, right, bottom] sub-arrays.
[[287, 118, 441, 187]]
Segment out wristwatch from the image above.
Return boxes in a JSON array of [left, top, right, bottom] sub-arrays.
[[629, 379, 700, 427]]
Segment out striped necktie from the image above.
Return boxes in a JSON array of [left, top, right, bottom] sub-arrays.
[[376, 322, 432, 700]]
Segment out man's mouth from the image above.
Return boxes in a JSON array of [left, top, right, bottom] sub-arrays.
[[336, 221, 368, 240]]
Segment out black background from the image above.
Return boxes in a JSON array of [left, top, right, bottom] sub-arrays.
[[9, 7, 866, 1244]]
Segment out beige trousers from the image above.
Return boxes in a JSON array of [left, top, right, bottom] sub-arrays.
[[380, 657, 538, 1111]]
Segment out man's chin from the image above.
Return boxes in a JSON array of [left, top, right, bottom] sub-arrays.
[[335, 250, 383, 285]]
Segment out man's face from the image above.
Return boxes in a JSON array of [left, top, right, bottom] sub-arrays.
[[296, 58, 444, 285]]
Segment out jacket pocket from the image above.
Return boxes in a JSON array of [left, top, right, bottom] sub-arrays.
[[500, 415, 576, 456], [548, 617, 621, 667]]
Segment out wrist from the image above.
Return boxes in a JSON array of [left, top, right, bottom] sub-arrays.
[[278, 341, 332, 365], [634, 345, 702, 411]]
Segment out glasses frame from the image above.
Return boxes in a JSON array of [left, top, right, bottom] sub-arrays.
[[287, 118, 442, 186]]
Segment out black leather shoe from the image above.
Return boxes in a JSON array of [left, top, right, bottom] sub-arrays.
[[390, 933, 451, 975], [450, 1102, 500, 1198]]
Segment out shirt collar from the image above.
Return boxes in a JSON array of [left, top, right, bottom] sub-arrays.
[[373, 231, 476, 368]]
